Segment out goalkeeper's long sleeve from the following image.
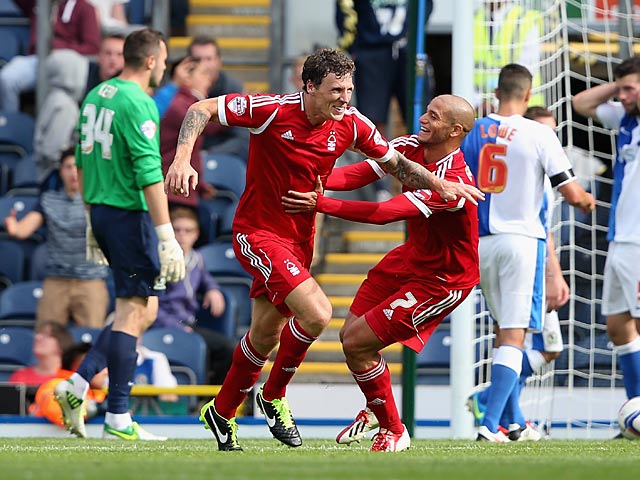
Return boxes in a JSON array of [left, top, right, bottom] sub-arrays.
[[316, 193, 421, 225]]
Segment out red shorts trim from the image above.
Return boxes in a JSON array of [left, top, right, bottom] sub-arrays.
[[233, 231, 313, 316]]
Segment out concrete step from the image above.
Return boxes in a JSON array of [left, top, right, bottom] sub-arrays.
[[315, 273, 365, 296], [189, 0, 270, 15], [323, 252, 384, 274], [168, 36, 270, 63], [343, 230, 405, 254], [328, 295, 354, 318], [186, 14, 270, 38]]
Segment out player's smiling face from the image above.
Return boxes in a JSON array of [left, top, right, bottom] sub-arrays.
[[417, 97, 451, 145], [306, 73, 353, 124]]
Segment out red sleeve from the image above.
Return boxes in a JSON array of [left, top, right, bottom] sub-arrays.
[[325, 160, 383, 191], [316, 193, 421, 225]]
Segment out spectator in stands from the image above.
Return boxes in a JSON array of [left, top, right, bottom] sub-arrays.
[[8, 321, 75, 387], [85, 33, 126, 95], [336, 0, 435, 201], [88, 0, 143, 35], [0, 0, 100, 113], [160, 58, 218, 210], [153, 207, 235, 386], [154, 36, 249, 162], [3, 150, 110, 328], [34, 50, 89, 187]]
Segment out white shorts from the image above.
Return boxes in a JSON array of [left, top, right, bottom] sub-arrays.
[[602, 242, 640, 318], [479, 234, 546, 331], [526, 310, 564, 353]]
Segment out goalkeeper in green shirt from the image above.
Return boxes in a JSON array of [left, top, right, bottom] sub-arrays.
[[54, 28, 186, 441]]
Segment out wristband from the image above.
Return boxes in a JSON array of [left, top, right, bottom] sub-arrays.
[[155, 223, 175, 241]]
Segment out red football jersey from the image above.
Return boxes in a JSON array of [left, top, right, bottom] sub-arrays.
[[393, 135, 480, 289], [217, 92, 393, 242]]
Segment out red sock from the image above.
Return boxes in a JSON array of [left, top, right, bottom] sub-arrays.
[[262, 318, 316, 400], [351, 357, 403, 433], [214, 333, 267, 419]]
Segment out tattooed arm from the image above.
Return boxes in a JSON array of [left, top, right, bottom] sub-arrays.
[[380, 150, 485, 205], [164, 98, 220, 197]]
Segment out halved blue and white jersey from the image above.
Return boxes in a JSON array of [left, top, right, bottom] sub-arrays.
[[595, 102, 640, 245], [461, 113, 575, 239]]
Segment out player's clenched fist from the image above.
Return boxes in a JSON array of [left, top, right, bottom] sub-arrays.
[[155, 223, 186, 283], [85, 211, 109, 266]]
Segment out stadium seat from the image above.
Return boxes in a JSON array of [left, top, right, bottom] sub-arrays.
[[417, 327, 451, 384], [0, 28, 21, 68], [0, 280, 43, 321], [216, 201, 237, 242], [69, 326, 102, 345], [202, 153, 247, 201], [141, 328, 207, 385], [11, 154, 38, 189], [198, 242, 250, 278], [0, 238, 25, 287], [0, 192, 44, 242], [0, 110, 35, 158], [0, 326, 35, 382], [28, 241, 47, 281], [195, 286, 239, 339]]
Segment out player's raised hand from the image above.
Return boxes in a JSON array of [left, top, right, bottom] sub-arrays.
[[155, 224, 186, 283], [282, 176, 323, 213], [434, 178, 485, 206], [165, 159, 198, 198], [85, 212, 109, 266]]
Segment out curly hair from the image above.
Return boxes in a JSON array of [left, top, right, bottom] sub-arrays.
[[301, 48, 355, 92]]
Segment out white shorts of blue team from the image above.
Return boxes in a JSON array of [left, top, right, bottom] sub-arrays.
[[602, 242, 640, 318], [479, 233, 546, 332]]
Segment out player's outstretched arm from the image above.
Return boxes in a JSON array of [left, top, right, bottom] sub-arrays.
[[165, 97, 220, 197], [572, 82, 617, 119], [380, 151, 484, 205]]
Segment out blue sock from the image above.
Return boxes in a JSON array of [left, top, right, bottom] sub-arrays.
[[521, 353, 534, 381], [482, 364, 519, 432], [619, 350, 640, 398], [478, 387, 489, 408], [106, 331, 138, 414], [76, 324, 112, 382], [502, 381, 526, 428]]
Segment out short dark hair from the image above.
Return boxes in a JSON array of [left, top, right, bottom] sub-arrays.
[[35, 321, 74, 355], [524, 106, 554, 121], [123, 28, 165, 69], [614, 55, 640, 79], [301, 48, 354, 93], [60, 148, 76, 165], [188, 35, 220, 57], [497, 64, 533, 101]]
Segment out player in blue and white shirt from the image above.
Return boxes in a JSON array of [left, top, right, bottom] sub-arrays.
[[462, 64, 595, 442], [573, 55, 640, 404]]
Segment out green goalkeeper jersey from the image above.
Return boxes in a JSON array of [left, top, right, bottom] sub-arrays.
[[76, 77, 164, 211]]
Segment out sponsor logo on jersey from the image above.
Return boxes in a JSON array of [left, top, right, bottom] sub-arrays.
[[140, 120, 157, 139], [327, 130, 337, 151], [281, 130, 294, 140], [383, 308, 394, 320], [228, 97, 247, 116], [284, 259, 301, 276], [98, 84, 118, 99]]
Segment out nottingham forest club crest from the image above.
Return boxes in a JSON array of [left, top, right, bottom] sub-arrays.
[[327, 131, 337, 151]]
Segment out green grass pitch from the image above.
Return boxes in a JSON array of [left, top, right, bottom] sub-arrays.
[[0, 438, 637, 479]]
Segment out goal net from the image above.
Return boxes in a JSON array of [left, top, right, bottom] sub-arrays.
[[470, 0, 639, 438]]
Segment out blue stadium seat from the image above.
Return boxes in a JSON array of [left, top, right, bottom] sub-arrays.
[[0, 28, 21, 67], [0, 280, 43, 321], [0, 238, 25, 286], [198, 242, 250, 278], [11, 154, 38, 189], [28, 241, 47, 281], [202, 153, 246, 201], [0, 111, 35, 158], [417, 327, 451, 384], [215, 280, 252, 338], [0, 326, 35, 382], [216, 201, 237, 242], [195, 286, 239, 339], [69, 326, 102, 345], [0, 192, 44, 241], [141, 328, 207, 385]]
